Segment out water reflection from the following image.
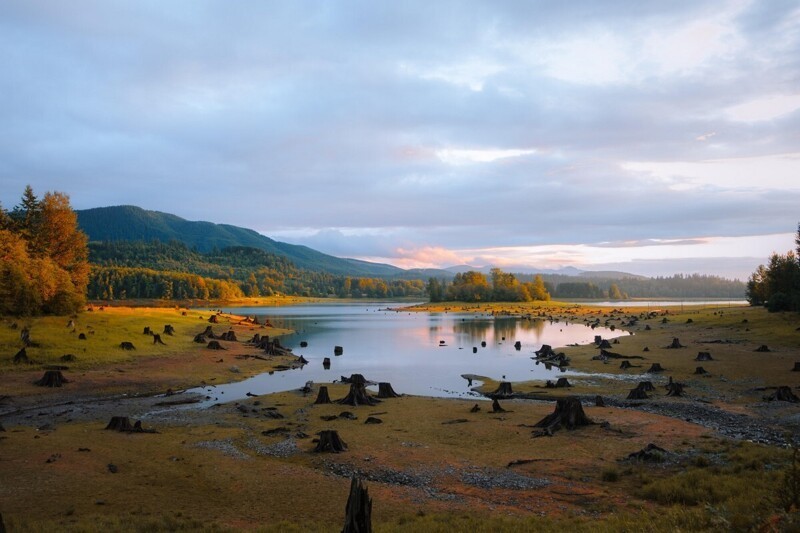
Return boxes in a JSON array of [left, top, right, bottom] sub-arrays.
[[183, 302, 627, 405]]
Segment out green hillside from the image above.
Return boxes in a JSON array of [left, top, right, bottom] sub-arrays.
[[76, 205, 427, 278]]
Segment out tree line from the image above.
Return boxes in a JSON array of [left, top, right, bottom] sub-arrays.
[[87, 240, 426, 300], [0, 186, 89, 315], [427, 268, 551, 302], [746, 224, 800, 312]]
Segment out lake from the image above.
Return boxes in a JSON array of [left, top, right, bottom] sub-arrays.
[[186, 302, 627, 404]]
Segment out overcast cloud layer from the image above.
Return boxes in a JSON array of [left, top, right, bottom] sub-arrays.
[[1, 1, 798, 279]]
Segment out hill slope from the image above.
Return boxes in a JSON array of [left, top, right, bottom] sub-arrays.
[[77, 206, 423, 278]]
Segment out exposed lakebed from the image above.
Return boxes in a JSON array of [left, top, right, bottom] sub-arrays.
[[185, 302, 628, 405]]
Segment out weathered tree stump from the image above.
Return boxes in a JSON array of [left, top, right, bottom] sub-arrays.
[[666, 381, 685, 397], [377, 382, 401, 398], [644, 324, 652, 330], [793, 362, 800, 372], [627, 387, 649, 400], [514, 341, 522, 350], [209, 315, 219, 323], [470, 404, 481, 413], [193, 334, 206, 343], [493, 381, 513, 397], [313, 430, 347, 452], [472, 347, 478, 353], [643, 346, 650, 352], [206, 340, 226, 350], [695, 351, 713, 361], [323, 357, 331, 369], [666, 338, 684, 349], [78, 333, 87, 340], [334, 346, 344, 355], [202, 326, 216, 338], [533, 397, 593, 434], [598, 339, 612, 349], [60, 354, 76, 362], [595, 395, 605, 407], [364, 417, 382, 424], [105, 416, 155, 433], [535, 345, 556, 358], [766, 386, 799, 403], [492, 398, 506, 413], [637, 381, 656, 392], [34, 370, 69, 387], [314, 386, 332, 404], [143, 326, 152, 335], [554, 377, 571, 388], [647, 363, 665, 373], [163, 325, 175, 336], [594, 335, 602, 345], [620, 360, 633, 369], [481, 341, 487, 347], [300, 341, 308, 347], [627, 443, 668, 462], [342, 477, 372, 533], [13, 348, 30, 364], [153, 334, 166, 345], [221, 330, 237, 342], [119, 342, 135, 350], [296, 355, 309, 365], [337, 375, 381, 406], [694, 366, 709, 375], [755, 345, 771, 353]]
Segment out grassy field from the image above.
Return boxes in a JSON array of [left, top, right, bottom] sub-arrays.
[[1, 299, 799, 531]]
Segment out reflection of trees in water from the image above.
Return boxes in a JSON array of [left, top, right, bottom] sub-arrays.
[[452, 317, 546, 343], [427, 324, 444, 343]]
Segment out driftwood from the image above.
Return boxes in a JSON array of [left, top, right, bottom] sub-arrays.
[[376, 382, 401, 398], [493, 381, 513, 397], [533, 397, 593, 435], [314, 386, 332, 404], [314, 430, 347, 452], [105, 416, 156, 433], [342, 477, 372, 533], [153, 334, 166, 345], [765, 386, 799, 403], [206, 340, 226, 350], [119, 342, 136, 350], [695, 351, 714, 361], [34, 370, 69, 387]]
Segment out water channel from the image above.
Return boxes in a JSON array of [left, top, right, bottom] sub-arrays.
[[186, 302, 628, 405]]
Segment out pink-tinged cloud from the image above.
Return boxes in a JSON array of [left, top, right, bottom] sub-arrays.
[[392, 246, 467, 268]]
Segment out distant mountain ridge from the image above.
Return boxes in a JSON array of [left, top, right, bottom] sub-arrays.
[[77, 206, 438, 279]]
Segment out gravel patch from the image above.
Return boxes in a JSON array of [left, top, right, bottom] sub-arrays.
[[247, 437, 300, 457], [460, 467, 551, 490], [193, 439, 250, 460]]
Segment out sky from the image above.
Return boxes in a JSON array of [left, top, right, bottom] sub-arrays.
[[1, 1, 799, 280]]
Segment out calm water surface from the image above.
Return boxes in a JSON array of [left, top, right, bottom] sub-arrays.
[[186, 302, 627, 404]]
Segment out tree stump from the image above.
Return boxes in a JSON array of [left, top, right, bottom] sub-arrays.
[[595, 395, 605, 407], [793, 362, 800, 372], [535, 345, 556, 358], [193, 334, 206, 343], [342, 477, 372, 533], [627, 387, 649, 400], [163, 325, 175, 336], [323, 357, 331, 369], [644, 324, 651, 330], [143, 326, 152, 335], [594, 335, 602, 345], [34, 370, 69, 387], [377, 382, 401, 398], [493, 381, 513, 397], [755, 345, 771, 353], [694, 366, 709, 375], [481, 341, 487, 347], [666, 381, 685, 397], [555, 377, 571, 388], [207, 340, 226, 350], [337, 377, 381, 407], [514, 341, 522, 350], [470, 404, 481, 413], [314, 386, 332, 404], [533, 397, 593, 434], [153, 334, 166, 345], [334, 346, 344, 355], [643, 346, 649, 352], [620, 360, 633, 369], [13, 348, 30, 364], [221, 330, 237, 342], [647, 363, 665, 373], [119, 342, 135, 350], [598, 340, 612, 349], [364, 417, 382, 424], [202, 326, 216, 338], [105, 416, 155, 433], [300, 341, 308, 347], [667, 338, 684, 349], [297, 355, 309, 365], [209, 315, 219, 323], [78, 333, 87, 340], [627, 443, 668, 462], [695, 351, 713, 361], [313, 430, 347, 452], [60, 354, 76, 362], [492, 398, 506, 413], [472, 347, 478, 353], [637, 381, 656, 392], [766, 386, 799, 403]]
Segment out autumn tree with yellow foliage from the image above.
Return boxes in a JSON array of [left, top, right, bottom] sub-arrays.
[[0, 186, 89, 315]]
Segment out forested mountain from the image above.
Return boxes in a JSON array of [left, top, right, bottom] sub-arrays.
[[87, 240, 426, 300], [77, 205, 448, 279]]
